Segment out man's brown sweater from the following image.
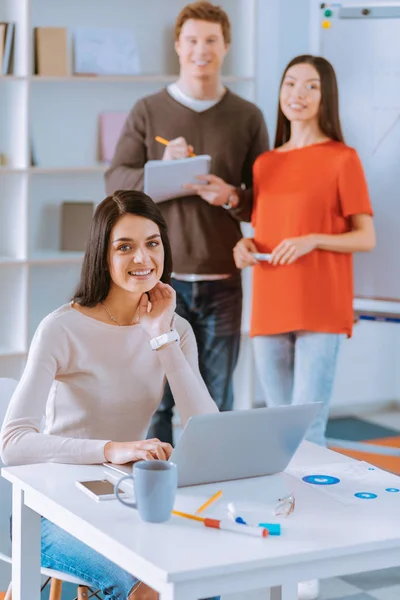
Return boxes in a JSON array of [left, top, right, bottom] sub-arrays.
[[105, 88, 269, 275]]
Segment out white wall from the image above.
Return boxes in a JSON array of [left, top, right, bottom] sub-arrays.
[[330, 322, 399, 413], [255, 0, 312, 141]]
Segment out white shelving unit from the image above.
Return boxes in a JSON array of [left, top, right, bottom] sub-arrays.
[[0, 0, 259, 378]]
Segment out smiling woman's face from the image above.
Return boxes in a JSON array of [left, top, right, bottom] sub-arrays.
[[280, 62, 322, 124], [108, 214, 164, 294]]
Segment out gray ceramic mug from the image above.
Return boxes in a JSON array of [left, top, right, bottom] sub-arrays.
[[115, 460, 178, 523]]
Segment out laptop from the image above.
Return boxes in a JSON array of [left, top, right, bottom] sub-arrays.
[[104, 403, 321, 487]]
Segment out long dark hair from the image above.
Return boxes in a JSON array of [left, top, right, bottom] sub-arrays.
[[73, 190, 173, 307], [274, 55, 345, 148]]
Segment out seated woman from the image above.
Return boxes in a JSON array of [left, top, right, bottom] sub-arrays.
[[1, 190, 219, 600]]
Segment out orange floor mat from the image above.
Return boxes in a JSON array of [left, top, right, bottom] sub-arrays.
[[329, 436, 400, 474]]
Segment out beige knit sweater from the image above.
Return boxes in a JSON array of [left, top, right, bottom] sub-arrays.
[[0, 303, 218, 466]]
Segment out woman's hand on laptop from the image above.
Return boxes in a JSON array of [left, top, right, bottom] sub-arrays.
[[104, 439, 173, 464]]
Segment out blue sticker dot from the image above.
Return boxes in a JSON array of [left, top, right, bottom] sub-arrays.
[[354, 492, 377, 499], [302, 475, 340, 485], [368, 467, 375, 471], [386, 488, 400, 493]]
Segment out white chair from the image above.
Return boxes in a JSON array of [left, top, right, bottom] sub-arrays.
[[0, 378, 98, 600]]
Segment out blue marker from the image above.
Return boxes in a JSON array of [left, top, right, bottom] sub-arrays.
[[235, 517, 281, 536]]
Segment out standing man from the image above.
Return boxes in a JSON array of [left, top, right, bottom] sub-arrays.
[[105, 1, 269, 445]]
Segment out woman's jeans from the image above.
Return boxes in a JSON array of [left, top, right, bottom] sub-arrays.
[[253, 332, 344, 446], [41, 518, 219, 600]]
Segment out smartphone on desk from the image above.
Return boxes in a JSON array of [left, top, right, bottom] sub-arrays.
[[75, 479, 128, 502]]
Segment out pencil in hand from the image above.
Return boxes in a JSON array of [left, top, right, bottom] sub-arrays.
[[155, 136, 196, 157]]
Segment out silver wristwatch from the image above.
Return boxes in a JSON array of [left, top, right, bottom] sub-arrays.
[[222, 188, 239, 210]]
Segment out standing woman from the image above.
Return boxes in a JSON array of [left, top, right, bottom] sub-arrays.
[[234, 54, 375, 447], [233, 55, 375, 599]]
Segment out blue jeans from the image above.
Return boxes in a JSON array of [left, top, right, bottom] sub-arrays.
[[148, 276, 242, 445], [252, 332, 344, 446], [41, 518, 137, 599], [41, 518, 219, 600]]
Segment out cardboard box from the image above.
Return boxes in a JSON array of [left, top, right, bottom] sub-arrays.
[[35, 27, 68, 76], [61, 202, 94, 252]]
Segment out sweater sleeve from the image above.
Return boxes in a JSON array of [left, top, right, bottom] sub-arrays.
[[155, 319, 219, 427], [104, 99, 147, 195], [228, 108, 270, 223], [0, 317, 109, 466]]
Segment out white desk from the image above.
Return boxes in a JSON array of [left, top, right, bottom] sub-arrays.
[[3, 442, 400, 600]]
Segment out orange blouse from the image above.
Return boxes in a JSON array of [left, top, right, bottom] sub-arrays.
[[250, 141, 373, 338]]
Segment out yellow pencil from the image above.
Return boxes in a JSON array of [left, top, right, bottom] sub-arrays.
[[155, 135, 196, 157], [172, 510, 205, 522], [195, 490, 223, 515]]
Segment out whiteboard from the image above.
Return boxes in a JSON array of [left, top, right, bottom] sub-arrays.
[[318, 2, 400, 301]]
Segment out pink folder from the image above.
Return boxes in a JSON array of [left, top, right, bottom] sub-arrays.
[[99, 112, 129, 164]]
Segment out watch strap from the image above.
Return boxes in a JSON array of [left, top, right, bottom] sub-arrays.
[[149, 328, 180, 350]]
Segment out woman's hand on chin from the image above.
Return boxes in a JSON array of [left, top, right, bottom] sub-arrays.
[[138, 283, 176, 338], [104, 439, 173, 464]]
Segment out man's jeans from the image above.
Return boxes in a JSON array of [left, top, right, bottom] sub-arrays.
[[148, 275, 243, 445], [252, 331, 344, 446]]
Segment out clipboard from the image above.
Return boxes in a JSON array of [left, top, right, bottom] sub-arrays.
[[144, 155, 211, 203]]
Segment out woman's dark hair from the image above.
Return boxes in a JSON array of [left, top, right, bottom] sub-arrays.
[[274, 54, 345, 148], [73, 190, 173, 307]]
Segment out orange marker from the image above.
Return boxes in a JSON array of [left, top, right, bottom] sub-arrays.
[[155, 136, 196, 157], [172, 510, 268, 538]]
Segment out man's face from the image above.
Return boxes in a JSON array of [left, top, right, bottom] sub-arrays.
[[175, 19, 228, 80]]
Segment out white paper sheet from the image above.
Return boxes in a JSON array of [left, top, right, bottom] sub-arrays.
[[144, 155, 211, 203], [288, 461, 400, 505]]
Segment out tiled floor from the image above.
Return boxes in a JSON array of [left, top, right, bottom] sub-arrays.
[[223, 561, 400, 599], [362, 409, 400, 431], [223, 569, 400, 600], [320, 566, 400, 600]]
